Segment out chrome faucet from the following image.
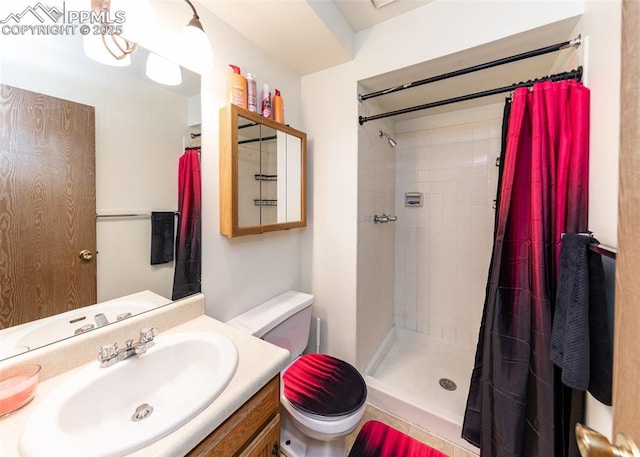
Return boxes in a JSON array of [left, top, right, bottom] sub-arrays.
[[98, 327, 159, 368]]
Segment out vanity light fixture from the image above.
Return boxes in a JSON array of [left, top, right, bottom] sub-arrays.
[[83, 34, 133, 67], [145, 0, 210, 84], [183, 0, 206, 35], [370, 0, 397, 8], [84, 0, 211, 74], [83, 0, 137, 66], [146, 52, 182, 86], [180, 0, 213, 71]]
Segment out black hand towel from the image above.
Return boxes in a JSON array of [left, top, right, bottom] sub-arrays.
[[150, 212, 175, 265], [551, 233, 591, 390], [550, 233, 613, 405], [586, 247, 613, 405]]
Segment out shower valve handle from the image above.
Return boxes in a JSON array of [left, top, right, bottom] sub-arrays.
[[373, 214, 397, 223]]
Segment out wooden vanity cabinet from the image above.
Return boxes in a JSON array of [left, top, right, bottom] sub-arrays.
[[187, 376, 280, 457]]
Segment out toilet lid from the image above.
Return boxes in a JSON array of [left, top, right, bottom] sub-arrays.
[[283, 353, 367, 418]]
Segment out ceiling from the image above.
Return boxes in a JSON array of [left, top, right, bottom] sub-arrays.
[[198, 0, 433, 75], [358, 17, 582, 121], [332, 0, 435, 32], [198, 0, 581, 121]]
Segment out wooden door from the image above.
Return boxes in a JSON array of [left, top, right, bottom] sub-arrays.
[[612, 0, 640, 443], [0, 85, 96, 329]]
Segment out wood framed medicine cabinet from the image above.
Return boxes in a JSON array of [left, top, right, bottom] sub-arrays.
[[220, 104, 307, 237]]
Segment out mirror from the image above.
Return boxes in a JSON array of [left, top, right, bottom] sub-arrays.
[[0, 34, 201, 359], [220, 104, 306, 237]]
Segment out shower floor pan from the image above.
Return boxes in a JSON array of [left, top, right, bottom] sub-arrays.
[[364, 327, 478, 452]]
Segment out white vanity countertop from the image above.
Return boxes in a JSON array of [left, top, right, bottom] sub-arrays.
[[0, 314, 290, 457]]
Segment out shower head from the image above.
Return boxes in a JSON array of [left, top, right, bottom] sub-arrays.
[[379, 130, 397, 148]]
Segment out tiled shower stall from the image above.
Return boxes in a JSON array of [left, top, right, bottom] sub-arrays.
[[393, 110, 503, 348], [358, 104, 504, 451]]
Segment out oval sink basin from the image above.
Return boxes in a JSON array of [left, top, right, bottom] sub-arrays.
[[19, 331, 238, 457]]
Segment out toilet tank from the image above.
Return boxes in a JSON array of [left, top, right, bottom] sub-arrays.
[[226, 291, 314, 360]]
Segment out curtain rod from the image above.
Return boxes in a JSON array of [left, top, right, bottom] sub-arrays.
[[561, 232, 617, 259], [590, 243, 616, 260], [358, 35, 581, 102], [358, 67, 583, 125], [96, 211, 179, 219]]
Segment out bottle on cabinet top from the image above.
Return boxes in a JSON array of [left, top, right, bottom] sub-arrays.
[[227, 64, 247, 109], [272, 89, 284, 123], [262, 83, 272, 119], [246, 73, 257, 112]]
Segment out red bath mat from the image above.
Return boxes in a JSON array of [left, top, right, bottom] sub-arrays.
[[348, 420, 448, 457]]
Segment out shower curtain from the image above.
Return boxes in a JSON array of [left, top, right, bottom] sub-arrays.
[[462, 79, 590, 457], [172, 148, 202, 300]]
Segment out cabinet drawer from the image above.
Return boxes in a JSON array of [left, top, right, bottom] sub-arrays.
[[239, 414, 280, 457], [187, 376, 280, 457]]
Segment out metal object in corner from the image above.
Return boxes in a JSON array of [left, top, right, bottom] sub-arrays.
[[576, 423, 640, 457]]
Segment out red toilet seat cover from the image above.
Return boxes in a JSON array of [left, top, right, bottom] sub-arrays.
[[283, 353, 367, 417]]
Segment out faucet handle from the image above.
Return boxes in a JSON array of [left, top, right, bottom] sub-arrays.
[[134, 328, 158, 355], [98, 342, 118, 361], [139, 327, 158, 344], [75, 324, 95, 335]]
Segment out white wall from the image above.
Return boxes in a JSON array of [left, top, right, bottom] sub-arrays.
[[188, 5, 307, 322], [572, 0, 622, 440], [356, 101, 396, 370], [302, 0, 585, 366], [301, 60, 360, 362], [580, 2, 621, 248]]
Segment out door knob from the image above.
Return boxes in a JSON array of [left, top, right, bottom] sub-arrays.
[[576, 423, 640, 457], [79, 250, 93, 261]]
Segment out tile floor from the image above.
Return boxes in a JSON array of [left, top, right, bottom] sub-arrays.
[[281, 403, 479, 457]]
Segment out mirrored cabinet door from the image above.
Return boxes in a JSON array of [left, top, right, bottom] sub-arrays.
[[258, 123, 278, 225], [237, 117, 262, 228], [220, 104, 306, 237]]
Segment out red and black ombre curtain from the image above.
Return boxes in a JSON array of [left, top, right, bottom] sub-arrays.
[[172, 148, 202, 300], [462, 79, 590, 456]]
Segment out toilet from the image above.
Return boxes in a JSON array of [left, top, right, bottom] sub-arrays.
[[226, 291, 367, 457]]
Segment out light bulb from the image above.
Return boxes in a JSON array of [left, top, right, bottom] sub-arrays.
[[146, 52, 182, 86], [180, 22, 213, 72]]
